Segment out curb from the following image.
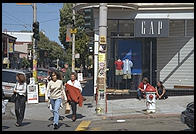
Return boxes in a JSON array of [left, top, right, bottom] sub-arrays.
[[104, 113, 180, 120]]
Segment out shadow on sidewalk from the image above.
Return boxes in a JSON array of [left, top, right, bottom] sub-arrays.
[[65, 114, 85, 120]]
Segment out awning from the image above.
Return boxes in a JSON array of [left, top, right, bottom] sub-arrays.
[[135, 13, 194, 19]]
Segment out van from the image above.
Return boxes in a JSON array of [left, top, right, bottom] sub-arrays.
[[2, 69, 32, 98]]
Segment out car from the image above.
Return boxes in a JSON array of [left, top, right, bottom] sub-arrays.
[[181, 102, 194, 130], [2, 69, 32, 98]]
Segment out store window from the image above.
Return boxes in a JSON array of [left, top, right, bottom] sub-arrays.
[[108, 19, 118, 37], [169, 20, 185, 36], [187, 20, 194, 37], [107, 19, 134, 37], [118, 20, 134, 36]]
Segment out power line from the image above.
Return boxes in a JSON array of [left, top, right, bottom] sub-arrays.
[[39, 18, 60, 23], [2, 14, 31, 30], [2, 11, 31, 30]]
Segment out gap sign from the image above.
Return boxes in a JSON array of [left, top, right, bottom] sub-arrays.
[[134, 19, 169, 37]]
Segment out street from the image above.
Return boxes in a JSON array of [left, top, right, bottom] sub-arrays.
[[2, 116, 191, 131]]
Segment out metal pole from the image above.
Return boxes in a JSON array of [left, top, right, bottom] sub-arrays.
[[32, 3, 38, 82], [150, 41, 152, 85], [96, 3, 107, 115], [72, 3, 76, 73]]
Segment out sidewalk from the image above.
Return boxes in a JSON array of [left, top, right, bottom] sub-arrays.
[[3, 95, 194, 121]]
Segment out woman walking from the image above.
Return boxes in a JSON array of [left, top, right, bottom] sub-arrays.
[[46, 71, 67, 129], [13, 73, 27, 127], [65, 72, 84, 122]]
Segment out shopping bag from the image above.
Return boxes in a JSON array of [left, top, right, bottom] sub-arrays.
[[65, 102, 71, 114]]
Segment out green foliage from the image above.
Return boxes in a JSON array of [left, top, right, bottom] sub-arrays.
[[21, 57, 30, 68], [59, 3, 91, 68], [36, 32, 67, 68]]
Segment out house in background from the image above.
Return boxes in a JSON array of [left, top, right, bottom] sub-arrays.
[[3, 31, 34, 69], [2, 33, 17, 69]]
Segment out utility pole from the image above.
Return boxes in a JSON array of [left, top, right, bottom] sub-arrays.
[[96, 3, 108, 115], [72, 3, 76, 73], [32, 3, 38, 82]]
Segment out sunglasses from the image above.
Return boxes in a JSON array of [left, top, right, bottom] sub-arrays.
[[52, 75, 56, 77]]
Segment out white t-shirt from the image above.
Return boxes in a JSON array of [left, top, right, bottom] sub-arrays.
[[14, 82, 27, 96], [144, 84, 147, 90], [67, 80, 82, 92]]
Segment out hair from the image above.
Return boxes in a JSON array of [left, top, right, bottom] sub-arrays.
[[70, 72, 77, 79], [142, 77, 149, 83], [50, 70, 62, 81], [17, 73, 26, 84], [158, 81, 164, 89]]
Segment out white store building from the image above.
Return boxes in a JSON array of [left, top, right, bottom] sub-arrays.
[[76, 3, 194, 91]]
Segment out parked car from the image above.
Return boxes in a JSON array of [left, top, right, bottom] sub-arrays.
[[181, 102, 194, 130], [37, 68, 51, 83], [2, 69, 32, 98]]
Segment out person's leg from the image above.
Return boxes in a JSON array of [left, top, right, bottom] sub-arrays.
[[137, 89, 142, 100], [69, 101, 77, 121], [18, 96, 26, 125], [70, 101, 77, 115], [53, 98, 62, 125], [15, 96, 20, 125]]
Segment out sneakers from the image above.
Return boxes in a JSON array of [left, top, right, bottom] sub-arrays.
[[139, 97, 141, 100], [53, 124, 59, 129], [15, 122, 21, 127]]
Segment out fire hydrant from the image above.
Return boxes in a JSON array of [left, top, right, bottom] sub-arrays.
[[145, 85, 156, 113]]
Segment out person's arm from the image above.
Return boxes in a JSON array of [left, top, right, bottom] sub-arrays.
[[45, 81, 50, 101], [61, 81, 67, 101], [155, 87, 159, 96], [15, 83, 26, 94], [73, 80, 82, 93], [160, 87, 166, 98], [138, 83, 144, 92]]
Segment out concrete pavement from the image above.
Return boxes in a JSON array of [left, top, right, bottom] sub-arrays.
[[3, 95, 194, 121]]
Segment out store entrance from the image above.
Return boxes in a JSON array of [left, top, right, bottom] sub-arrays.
[[107, 38, 157, 90]]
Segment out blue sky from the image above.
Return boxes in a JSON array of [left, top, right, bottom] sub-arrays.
[[2, 3, 64, 47]]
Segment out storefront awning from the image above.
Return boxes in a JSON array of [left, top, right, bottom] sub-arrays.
[[135, 13, 194, 19]]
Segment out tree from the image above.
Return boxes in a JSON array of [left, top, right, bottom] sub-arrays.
[[21, 57, 30, 69], [36, 32, 67, 68], [59, 3, 91, 72]]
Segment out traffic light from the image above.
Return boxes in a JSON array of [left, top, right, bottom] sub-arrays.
[[88, 42, 94, 54], [84, 8, 94, 30], [33, 21, 40, 41]]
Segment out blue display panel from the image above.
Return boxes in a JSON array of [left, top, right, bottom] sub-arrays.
[[117, 39, 142, 74]]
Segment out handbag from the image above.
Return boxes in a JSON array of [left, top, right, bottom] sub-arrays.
[[65, 102, 71, 114], [10, 93, 17, 102]]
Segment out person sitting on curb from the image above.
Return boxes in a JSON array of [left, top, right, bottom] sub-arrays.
[[155, 81, 168, 100], [137, 77, 152, 100]]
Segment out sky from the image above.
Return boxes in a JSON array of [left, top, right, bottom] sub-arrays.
[[2, 3, 64, 47]]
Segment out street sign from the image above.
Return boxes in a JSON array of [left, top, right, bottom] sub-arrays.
[[27, 84, 39, 104], [100, 36, 106, 44], [70, 28, 77, 34]]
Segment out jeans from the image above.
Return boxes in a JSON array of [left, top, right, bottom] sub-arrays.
[[50, 98, 62, 125], [137, 89, 145, 98], [15, 95, 26, 125]]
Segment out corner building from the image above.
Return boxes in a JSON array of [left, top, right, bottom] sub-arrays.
[[75, 3, 194, 91]]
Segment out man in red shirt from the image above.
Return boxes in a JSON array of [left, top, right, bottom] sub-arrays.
[[137, 77, 151, 100]]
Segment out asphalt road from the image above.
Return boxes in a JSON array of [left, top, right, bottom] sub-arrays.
[[2, 116, 192, 131]]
